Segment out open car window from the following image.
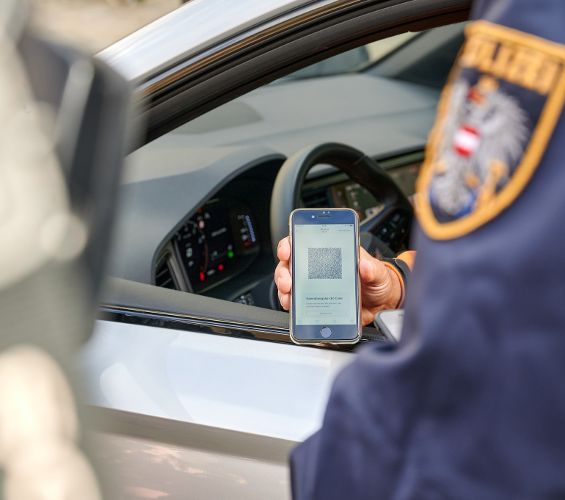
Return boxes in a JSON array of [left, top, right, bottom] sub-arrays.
[[110, 22, 465, 317]]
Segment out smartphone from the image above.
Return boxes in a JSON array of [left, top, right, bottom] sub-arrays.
[[374, 309, 404, 342], [290, 208, 361, 345]]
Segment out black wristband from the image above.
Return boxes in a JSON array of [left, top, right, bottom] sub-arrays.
[[393, 258, 411, 288], [382, 257, 411, 289]]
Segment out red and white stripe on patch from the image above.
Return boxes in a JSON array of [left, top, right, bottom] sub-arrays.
[[453, 125, 480, 157]]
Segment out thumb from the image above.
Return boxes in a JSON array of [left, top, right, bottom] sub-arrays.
[[359, 248, 389, 288]]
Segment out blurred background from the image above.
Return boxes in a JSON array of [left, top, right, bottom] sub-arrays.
[[32, 0, 183, 52]]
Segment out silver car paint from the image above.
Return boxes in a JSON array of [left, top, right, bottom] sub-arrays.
[[100, 0, 344, 82], [84, 321, 351, 443], [84, 320, 352, 499], [93, 431, 293, 500]]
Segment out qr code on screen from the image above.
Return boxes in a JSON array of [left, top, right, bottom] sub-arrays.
[[308, 247, 342, 279]]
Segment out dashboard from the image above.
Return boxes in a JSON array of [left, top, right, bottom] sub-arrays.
[[153, 151, 422, 305]]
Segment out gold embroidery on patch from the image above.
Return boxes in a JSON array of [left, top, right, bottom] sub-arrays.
[[416, 21, 565, 239]]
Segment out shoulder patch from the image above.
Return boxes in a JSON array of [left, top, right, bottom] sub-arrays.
[[416, 21, 565, 239]]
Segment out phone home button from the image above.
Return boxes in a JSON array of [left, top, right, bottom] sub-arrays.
[[320, 327, 332, 338]]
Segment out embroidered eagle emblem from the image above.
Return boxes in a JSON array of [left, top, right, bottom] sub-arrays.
[[429, 76, 529, 219], [417, 21, 565, 239]]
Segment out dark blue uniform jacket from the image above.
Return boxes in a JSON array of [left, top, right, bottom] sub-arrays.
[[291, 1, 565, 498]]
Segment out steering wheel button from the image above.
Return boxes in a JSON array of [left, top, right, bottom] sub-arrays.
[[379, 226, 391, 241], [391, 212, 402, 225]]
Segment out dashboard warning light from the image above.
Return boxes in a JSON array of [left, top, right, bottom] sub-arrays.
[[199, 271, 205, 282], [218, 264, 224, 272]]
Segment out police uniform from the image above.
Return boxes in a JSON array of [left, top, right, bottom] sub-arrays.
[[291, 0, 565, 498]]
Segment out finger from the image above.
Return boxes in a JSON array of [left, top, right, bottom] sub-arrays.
[[274, 261, 292, 294], [278, 290, 291, 310], [276, 236, 291, 262], [361, 308, 376, 326], [274, 261, 291, 287], [277, 267, 292, 294]]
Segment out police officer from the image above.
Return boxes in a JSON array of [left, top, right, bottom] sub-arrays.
[[274, 0, 565, 497]]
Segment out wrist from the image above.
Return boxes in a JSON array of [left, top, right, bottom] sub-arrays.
[[383, 262, 405, 309]]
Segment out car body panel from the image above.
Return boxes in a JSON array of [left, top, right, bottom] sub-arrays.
[[93, 431, 292, 500], [83, 320, 352, 442], [100, 0, 343, 82], [83, 319, 351, 498]]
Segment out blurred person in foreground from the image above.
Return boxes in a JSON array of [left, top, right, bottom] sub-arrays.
[[275, 0, 565, 498], [0, 8, 102, 499]]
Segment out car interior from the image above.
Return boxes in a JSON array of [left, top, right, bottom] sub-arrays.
[[104, 20, 466, 344]]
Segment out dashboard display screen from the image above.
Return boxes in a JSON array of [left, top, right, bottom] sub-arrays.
[[173, 199, 259, 292]]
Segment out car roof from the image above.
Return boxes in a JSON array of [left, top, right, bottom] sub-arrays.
[[98, 0, 338, 82]]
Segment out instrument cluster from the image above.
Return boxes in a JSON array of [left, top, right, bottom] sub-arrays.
[[173, 198, 260, 293]]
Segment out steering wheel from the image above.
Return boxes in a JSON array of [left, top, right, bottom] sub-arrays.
[[270, 143, 413, 258]]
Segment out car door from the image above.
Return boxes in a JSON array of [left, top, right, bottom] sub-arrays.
[[83, 1, 470, 499]]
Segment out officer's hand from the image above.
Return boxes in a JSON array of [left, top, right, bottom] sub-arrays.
[[274, 237, 403, 326]]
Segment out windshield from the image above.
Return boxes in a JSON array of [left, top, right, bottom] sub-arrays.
[[277, 32, 419, 82], [174, 24, 463, 141]]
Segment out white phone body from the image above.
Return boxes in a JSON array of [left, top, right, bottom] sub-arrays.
[[375, 309, 404, 342]]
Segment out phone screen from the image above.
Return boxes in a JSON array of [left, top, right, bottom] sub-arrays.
[[291, 209, 360, 343]]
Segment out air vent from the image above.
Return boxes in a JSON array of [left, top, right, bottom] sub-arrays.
[[154, 255, 178, 290], [302, 188, 329, 208]]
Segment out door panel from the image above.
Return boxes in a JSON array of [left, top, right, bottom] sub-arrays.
[[92, 431, 291, 500], [82, 320, 352, 442], [83, 320, 353, 499]]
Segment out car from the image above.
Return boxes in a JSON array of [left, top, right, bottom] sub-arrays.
[[80, 0, 471, 498]]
